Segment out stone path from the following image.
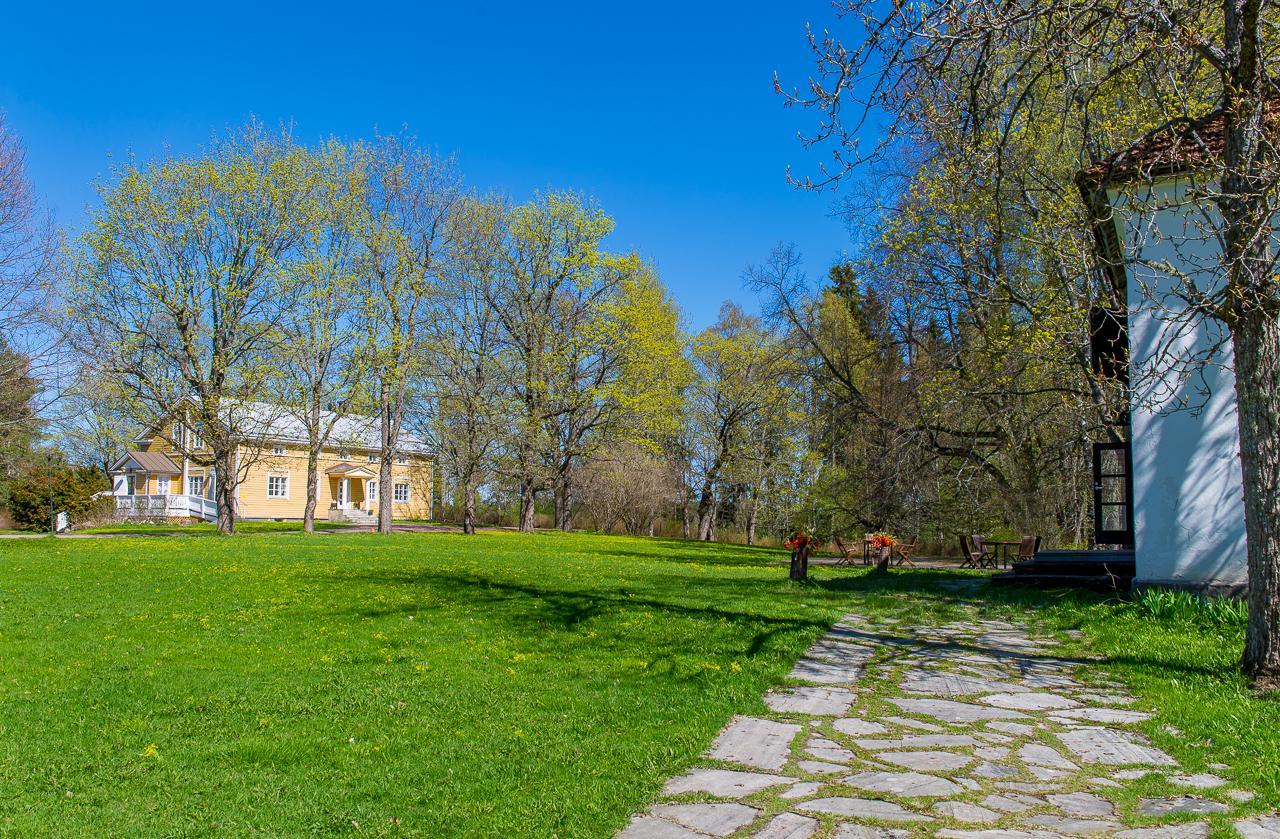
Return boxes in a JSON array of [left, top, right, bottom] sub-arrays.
[[619, 615, 1277, 838]]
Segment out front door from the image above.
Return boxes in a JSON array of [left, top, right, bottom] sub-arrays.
[[1093, 441, 1134, 547], [336, 478, 348, 509]]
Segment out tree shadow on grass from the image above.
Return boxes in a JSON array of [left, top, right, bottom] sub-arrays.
[[809, 568, 1244, 680], [312, 560, 1238, 683], [310, 567, 834, 668]]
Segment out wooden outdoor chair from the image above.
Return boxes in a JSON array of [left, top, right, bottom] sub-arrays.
[[1012, 535, 1038, 564], [959, 535, 994, 569], [832, 536, 857, 566], [893, 537, 919, 567]]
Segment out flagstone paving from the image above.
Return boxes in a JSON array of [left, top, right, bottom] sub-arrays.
[[618, 614, 1275, 838]]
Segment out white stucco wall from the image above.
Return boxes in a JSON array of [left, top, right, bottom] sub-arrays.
[[1115, 180, 1248, 590]]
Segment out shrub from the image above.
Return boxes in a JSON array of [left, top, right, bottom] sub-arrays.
[[1, 459, 111, 531]]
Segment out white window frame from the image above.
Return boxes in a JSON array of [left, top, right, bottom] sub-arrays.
[[367, 453, 378, 463], [272, 445, 286, 456], [393, 482, 410, 503], [157, 476, 170, 496], [126, 474, 137, 495], [189, 428, 203, 450], [171, 423, 184, 448], [338, 447, 350, 460], [266, 474, 290, 499], [396, 454, 409, 465], [188, 475, 204, 496], [368, 480, 377, 499]]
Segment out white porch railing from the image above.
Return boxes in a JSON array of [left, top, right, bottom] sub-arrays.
[[115, 494, 218, 522]]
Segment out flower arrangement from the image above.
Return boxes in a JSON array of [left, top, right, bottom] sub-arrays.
[[783, 531, 812, 550], [870, 532, 896, 549]]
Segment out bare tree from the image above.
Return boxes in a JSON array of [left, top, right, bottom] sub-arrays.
[[426, 197, 507, 534], [0, 113, 57, 432], [578, 443, 677, 535]]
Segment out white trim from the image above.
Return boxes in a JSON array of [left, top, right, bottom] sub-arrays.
[[393, 482, 410, 503], [266, 473, 290, 499]]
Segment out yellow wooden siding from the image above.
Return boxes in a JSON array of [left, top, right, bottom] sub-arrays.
[[129, 435, 432, 520], [233, 444, 433, 520]]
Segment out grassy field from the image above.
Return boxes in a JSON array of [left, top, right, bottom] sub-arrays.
[[0, 531, 1276, 836], [73, 520, 357, 536]]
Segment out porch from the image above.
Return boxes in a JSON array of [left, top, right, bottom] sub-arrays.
[[114, 493, 218, 522], [326, 463, 378, 523]]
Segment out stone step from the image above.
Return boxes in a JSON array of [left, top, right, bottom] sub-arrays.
[[991, 572, 1132, 593]]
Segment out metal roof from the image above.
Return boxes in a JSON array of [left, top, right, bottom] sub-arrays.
[[110, 451, 182, 474]]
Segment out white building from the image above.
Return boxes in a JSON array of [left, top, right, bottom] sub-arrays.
[[1078, 105, 1256, 595]]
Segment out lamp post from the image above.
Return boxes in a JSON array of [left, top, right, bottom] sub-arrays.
[[46, 448, 56, 537]]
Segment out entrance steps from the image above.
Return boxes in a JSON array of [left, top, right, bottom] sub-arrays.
[[991, 549, 1135, 593]]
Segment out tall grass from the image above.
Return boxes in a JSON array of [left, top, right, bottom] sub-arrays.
[[1130, 588, 1248, 628]]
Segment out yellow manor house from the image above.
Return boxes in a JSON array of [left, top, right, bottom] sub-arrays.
[[109, 403, 433, 524]]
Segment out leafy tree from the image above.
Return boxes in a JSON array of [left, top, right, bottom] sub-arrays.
[[272, 139, 366, 533], [354, 134, 461, 535], [66, 122, 312, 533], [688, 303, 792, 541], [781, 0, 1280, 685]]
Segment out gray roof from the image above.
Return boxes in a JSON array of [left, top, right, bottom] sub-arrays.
[[132, 400, 433, 456], [231, 402, 433, 455], [111, 451, 182, 473]]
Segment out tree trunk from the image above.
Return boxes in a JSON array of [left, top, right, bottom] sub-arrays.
[[378, 385, 396, 536], [214, 447, 236, 535], [519, 478, 537, 533], [745, 491, 758, 546], [303, 446, 319, 534], [789, 542, 810, 581], [681, 499, 692, 539], [554, 476, 573, 531], [1232, 310, 1280, 689], [696, 474, 718, 541], [463, 480, 477, 535]]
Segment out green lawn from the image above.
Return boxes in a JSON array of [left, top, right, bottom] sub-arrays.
[[74, 520, 356, 536], [0, 532, 1276, 836]]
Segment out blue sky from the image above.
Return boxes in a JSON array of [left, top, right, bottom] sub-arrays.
[[1, 1, 854, 328]]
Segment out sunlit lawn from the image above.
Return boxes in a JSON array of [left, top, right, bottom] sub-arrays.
[[0, 531, 1276, 836], [0, 531, 848, 836]]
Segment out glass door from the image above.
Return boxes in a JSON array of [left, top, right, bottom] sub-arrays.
[[1093, 441, 1134, 547]]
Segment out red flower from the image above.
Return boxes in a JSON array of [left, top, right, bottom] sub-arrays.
[[784, 532, 810, 550]]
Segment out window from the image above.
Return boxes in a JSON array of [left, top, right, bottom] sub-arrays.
[[189, 428, 203, 450], [393, 482, 410, 503], [272, 445, 286, 456], [339, 447, 350, 460], [396, 454, 409, 465], [188, 475, 204, 496], [171, 423, 184, 448], [267, 474, 289, 499], [367, 453, 378, 463], [157, 477, 170, 496], [125, 475, 137, 496], [368, 480, 377, 499]]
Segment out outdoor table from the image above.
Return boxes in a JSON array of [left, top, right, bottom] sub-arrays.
[[985, 539, 1022, 568]]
